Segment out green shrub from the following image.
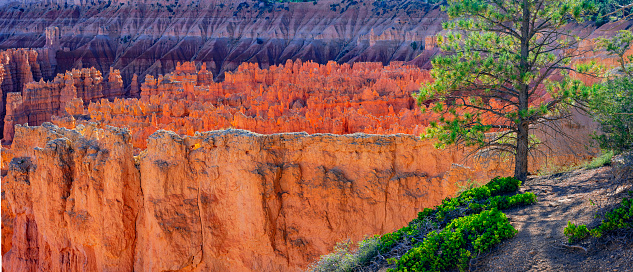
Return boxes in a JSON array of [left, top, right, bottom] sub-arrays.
[[379, 224, 420, 254], [564, 197, 633, 243], [393, 209, 517, 272], [393, 177, 524, 252], [421, 176, 523, 222], [485, 176, 522, 195], [564, 222, 590, 243], [308, 237, 381, 272], [588, 31, 633, 153], [488, 192, 537, 210], [592, 197, 633, 237], [585, 150, 614, 169], [588, 77, 633, 153]]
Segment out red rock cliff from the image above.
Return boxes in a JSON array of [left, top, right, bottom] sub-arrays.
[[2, 123, 510, 272]]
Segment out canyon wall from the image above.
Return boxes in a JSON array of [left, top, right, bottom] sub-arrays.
[[1, 123, 510, 272], [0, 0, 444, 86], [0, 0, 447, 144], [0, 0, 629, 146]]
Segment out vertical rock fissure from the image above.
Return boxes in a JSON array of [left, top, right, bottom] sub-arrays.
[[384, 146, 397, 232], [275, 166, 291, 266], [132, 175, 143, 272], [195, 176, 205, 268], [59, 140, 75, 229], [261, 166, 280, 263], [187, 151, 204, 269]]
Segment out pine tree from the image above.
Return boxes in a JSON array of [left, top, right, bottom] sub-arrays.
[[419, 0, 596, 181]]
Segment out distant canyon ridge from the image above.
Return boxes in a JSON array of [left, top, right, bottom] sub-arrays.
[[0, 0, 444, 85]]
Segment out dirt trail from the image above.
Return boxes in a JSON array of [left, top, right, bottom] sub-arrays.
[[473, 167, 633, 272]]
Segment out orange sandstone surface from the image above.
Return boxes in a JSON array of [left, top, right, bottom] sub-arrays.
[[1, 123, 510, 272], [56, 60, 434, 150]]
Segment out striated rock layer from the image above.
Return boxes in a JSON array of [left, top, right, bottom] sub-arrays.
[[2, 123, 140, 272], [0, 0, 445, 86], [2, 123, 510, 272]]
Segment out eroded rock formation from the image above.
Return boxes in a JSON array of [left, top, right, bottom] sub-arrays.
[[0, 48, 56, 140], [54, 60, 433, 149], [2, 123, 140, 272], [0, 1, 628, 145], [1, 65, 125, 143], [2, 123, 510, 272]]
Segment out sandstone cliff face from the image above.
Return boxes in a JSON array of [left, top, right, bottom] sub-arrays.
[[2, 123, 141, 272], [2, 123, 510, 272]]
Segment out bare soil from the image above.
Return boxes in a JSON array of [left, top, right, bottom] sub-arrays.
[[472, 167, 633, 272]]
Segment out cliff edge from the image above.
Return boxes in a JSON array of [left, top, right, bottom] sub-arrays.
[[2, 123, 510, 271]]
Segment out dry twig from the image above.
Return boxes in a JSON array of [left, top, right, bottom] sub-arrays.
[[560, 242, 588, 253]]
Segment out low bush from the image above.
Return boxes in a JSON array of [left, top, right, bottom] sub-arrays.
[[393, 209, 517, 272], [564, 197, 633, 243], [590, 197, 633, 237], [563, 222, 590, 243], [418, 176, 523, 224], [308, 237, 380, 272], [585, 151, 614, 169]]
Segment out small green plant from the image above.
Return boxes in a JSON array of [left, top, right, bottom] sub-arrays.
[[379, 221, 424, 254], [308, 237, 381, 272], [564, 197, 633, 243], [312, 177, 535, 271], [591, 197, 633, 237], [585, 150, 614, 169], [564, 222, 590, 243]]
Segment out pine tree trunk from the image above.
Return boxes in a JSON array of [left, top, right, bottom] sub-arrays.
[[515, 0, 530, 182], [515, 120, 529, 182]]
